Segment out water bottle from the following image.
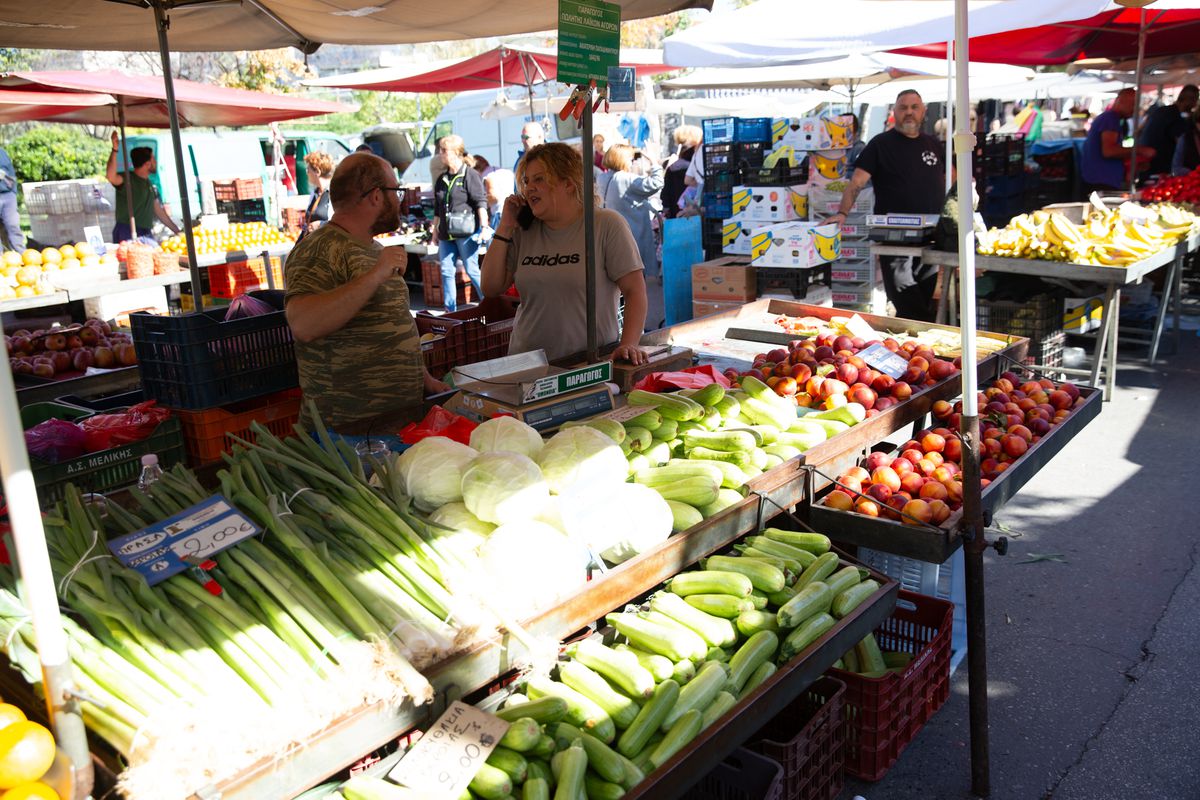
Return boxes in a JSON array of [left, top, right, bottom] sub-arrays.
[[137, 454, 163, 491]]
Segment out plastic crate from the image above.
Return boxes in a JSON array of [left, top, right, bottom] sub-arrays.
[[705, 143, 736, 174], [130, 289, 298, 410], [212, 180, 239, 202], [208, 256, 284, 299], [1025, 330, 1066, 368], [417, 296, 518, 378], [703, 117, 737, 145], [757, 265, 831, 300], [234, 198, 267, 222], [735, 117, 772, 142], [20, 402, 89, 429], [757, 160, 808, 187], [234, 177, 264, 199], [828, 590, 954, 782], [55, 390, 145, 412], [702, 192, 733, 219], [736, 141, 768, 171], [976, 293, 1061, 340], [704, 171, 738, 196], [689, 747, 784, 800], [750, 676, 846, 800], [30, 415, 185, 507], [174, 388, 302, 465], [420, 258, 476, 309]]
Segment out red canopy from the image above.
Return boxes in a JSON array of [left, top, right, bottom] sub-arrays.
[[0, 69, 352, 127], [308, 44, 673, 93], [894, 5, 1200, 66], [0, 89, 116, 124]]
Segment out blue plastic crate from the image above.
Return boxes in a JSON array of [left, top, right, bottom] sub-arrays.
[[735, 117, 772, 143], [702, 192, 733, 219], [703, 117, 737, 145]]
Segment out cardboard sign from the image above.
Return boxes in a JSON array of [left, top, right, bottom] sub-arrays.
[[557, 0, 621, 86], [83, 225, 105, 256], [389, 701, 509, 796], [859, 343, 909, 379], [107, 495, 259, 585]]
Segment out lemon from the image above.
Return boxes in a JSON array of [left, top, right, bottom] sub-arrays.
[[56, 245, 75, 260], [0, 782, 60, 799], [73, 242, 94, 258], [0, 708, 23, 732], [59, 258, 80, 271], [1, 252, 19, 268], [38, 249, 60, 266], [20, 250, 41, 267], [0, 721, 55, 789]]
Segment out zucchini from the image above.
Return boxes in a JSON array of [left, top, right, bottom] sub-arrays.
[[749, 447, 769, 470], [635, 463, 724, 488], [563, 418, 626, 444], [745, 425, 779, 445], [584, 774, 625, 800], [855, 634, 886, 674], [626, 453, 650, 475], [649, 710, 703, 769], [671, 658, 696, 685], [761, 528, 831, 554], [607, 612, 705, 662], [570, 639, 656, 700], [499, 717, 542, 752], [682, 594, 753, 619], [713, 395, 741, 419], [558, 661, 641, 730], [682, 429, 757, 453], [525, 675, 616, 744], [665, 499, 703, 532], [737, 546, 801, 574], [532, 735, 557, 760], [739, 661, 777, 699], [527, 759, 554, 785], [469, 762, 514, 800], [717, 426, 763, 446], [553, 722, 629, 785], [623, 426, 653, 453], [650, 476, 720, 507], [667, 570, 753, 598], [640, 610, 710, 659], [841, 647, 860, 673], [650, 418, 678, 441], [698, 488, 745, 519], [699, 691, 737, 731], [613, 643, 673, 682], [832, 579, 881, 619], [705, 646, 730, 663], [524, 777, 551, 800], [824, 565, 863, 599], [779, 613, 836, 661], [748, 591, 770, 610], [883, 651, 914, 669], [763, 443, 801, 461], [703, 555, 786, 594], [623, 409, 662, 432], [496, 696, 569, 725], [776, 581, 834, 629], [643, 440, 673, 466], [503, 693, 530, 710], [726, 630, 779, 694], [763, 454, 783, 469], [649, 591, 738, 648], [616, 679, 679, 758], [741, 396, 794, 430], [669, 458, 748, 489], [687, 445, 754, 469], [767, 585, 797, 608], [627, 389, 703, 421], [746, 536, 818, 567], [701, 406, 723, 431], [793, 552, 841, 592], [735, 609, 780, 638], [487, 747, 528, 784], [689, 382, 726, 407], [552, 741, 588, 800]]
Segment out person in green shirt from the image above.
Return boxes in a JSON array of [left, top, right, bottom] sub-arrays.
[[106, 131, 181, 242]]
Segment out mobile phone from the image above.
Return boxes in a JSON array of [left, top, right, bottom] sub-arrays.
[[517, 203, 535, 230]]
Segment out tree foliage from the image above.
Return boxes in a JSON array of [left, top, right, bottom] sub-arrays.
[[298, 91, 451, 137], [3, 126, 109, 183], [217, 49, 314, 94]]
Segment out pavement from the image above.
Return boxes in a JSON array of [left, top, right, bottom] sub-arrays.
[[840, 310, 1200, 800]]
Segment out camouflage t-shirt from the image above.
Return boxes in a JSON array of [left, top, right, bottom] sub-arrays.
[[284, 224, 423, 427]]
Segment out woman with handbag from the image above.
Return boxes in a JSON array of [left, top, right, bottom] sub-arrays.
[[432, 135, 490, 312]]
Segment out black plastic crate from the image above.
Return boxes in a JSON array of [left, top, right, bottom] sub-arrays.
[[1026, 331, 1065, 367], [234, 198, 267, 222], [757, 264, 832, 300], [735, 117, 772, 142], [737, 141, 768, 171], [56, 389, 145, 412], [977, 293, 1062, 340], [705, 171, 738, 195], [130, 289, 298, 410], [689, 747, 784, 800], [705, 143, 736, 174], [702, 192, 733, 219], [757, 160, 808, 187]]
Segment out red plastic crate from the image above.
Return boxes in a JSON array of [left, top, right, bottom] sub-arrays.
[[416, 296, 518, 378], [750, 676, 846, 800], [421, 257, 475, 309], [173, 389, 302, 465], [208, 256, 284, 299], [827, 590, 953, 781]]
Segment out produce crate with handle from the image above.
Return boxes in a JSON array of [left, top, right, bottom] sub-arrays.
[[130, 289, 298, 410], [749, 676, 847, 800], [420, 257, 476, 309], [416, 296, 518, 379], [208, 256, 284, 299], [827, 590, 954, 782], [173, 388, 303, 466], [688, 747, 784, 800]]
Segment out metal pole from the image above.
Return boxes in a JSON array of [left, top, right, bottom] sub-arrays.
[[152, 0, 204, 312], [117, 98, 136, 236], [946, 40, 954, 192], [1128, 7, 1147, 193], [583, 93, 598, 362], [953, 1, 991, 795], [0, 369, 93, 799]]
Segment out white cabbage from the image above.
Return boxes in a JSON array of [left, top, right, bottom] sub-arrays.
[[469, 416, 545, 460], [427, 502, 494, 561], [560, 482, 674, 565], [460, 451, 549, 525], [537, 426, 628, 495], [394, 437, 478, 512], [477, 520, 590, 618]]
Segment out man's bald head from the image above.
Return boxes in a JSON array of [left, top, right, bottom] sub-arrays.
[[329, 153, 394, 208], [521, 122, 545, 149]]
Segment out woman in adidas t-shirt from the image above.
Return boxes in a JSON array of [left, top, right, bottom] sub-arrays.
[[482, 143, 648, 364]]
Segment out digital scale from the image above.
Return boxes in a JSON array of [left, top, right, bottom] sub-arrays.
[[866, 213, 942, 244]]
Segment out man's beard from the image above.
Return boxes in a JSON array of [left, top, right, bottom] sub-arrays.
[[371, 199, 399, 235], [897, 118, 920, 135]]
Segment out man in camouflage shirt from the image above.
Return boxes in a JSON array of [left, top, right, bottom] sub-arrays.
[[285, 153, 447, 428]]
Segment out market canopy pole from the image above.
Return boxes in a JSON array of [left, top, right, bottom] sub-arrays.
[[116, 97, 137, 237], [1127, 5, 1150, 192]]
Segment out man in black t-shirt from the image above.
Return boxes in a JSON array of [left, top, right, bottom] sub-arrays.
[[828, 89, 945, 321]]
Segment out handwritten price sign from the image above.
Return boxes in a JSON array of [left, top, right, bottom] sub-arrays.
[[107, 495, 259, 585], [389, 701, 510, 796]]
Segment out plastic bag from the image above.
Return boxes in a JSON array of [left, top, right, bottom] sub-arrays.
[[633, 364, 732, 393], [24, 418, 88, 463], [79, 401, 171, 452], [398, 405, 478, 446], [224, 293, 276, 321]]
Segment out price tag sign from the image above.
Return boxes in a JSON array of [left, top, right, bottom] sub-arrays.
[[388, 701, 510, 796], [859, 343, 910, 379], [107, 495, 259, 585], [557, 0, 621, 87]]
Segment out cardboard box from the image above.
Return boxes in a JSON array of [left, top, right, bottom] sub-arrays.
[[721, 218, 755, 255], [750, 222, 840, 268], [770, 114, 855, 151], [692, 299, 746, 320], [692, 261, 757, 301], [808, 150, 850, 190], [445, 351, 615, 431], [1064, 295, 1104, 333], [732, 185, 808, 222]]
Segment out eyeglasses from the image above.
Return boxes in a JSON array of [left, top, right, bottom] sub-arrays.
[[361, 184, 404, 199]]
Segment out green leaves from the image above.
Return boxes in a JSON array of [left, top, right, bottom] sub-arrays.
[[5, 125, 109, 184]]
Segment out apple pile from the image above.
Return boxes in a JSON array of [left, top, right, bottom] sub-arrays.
[[820, 371, 1086, 527], [6, 318, 137, 380], [723, 333, 960, 416]]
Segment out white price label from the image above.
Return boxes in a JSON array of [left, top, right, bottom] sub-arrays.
[[388, 701, 510, 797], [859, 343, 910, 379]]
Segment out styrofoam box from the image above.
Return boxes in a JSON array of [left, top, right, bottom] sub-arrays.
[[857, 547, 967, 674], [831, 281, 888, 315], [830, 258, 877, 284], [750, 222, 840, 268], [732, 184, 808, 222], [837, 220, 870, 238], [837, 243, 872, 262]]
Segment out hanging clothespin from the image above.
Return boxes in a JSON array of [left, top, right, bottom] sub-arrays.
[[182, 555, 222, 596]]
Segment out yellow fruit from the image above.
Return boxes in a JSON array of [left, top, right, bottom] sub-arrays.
[[0, 721, 55, 788], [58, 258, 80, 271], [73, 242, 94, 258], [15, 268, 40, 287], [20, 250, 41, 267], [56, 245, 75, 260], [0, 782, 60, 800], [0, 287, 14, 301], [38, 249, 60, 265], [14, 286, 34, 299], [0, 708, 25, 733], [1, 252, 19, 268]]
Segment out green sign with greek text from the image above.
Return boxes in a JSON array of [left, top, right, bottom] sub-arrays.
[[557, 0, 621, 87]]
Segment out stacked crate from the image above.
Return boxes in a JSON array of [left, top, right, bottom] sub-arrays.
[[24, 179, 116, 246], [977, 133, 1026, 226], [701, 116, 775, 258]]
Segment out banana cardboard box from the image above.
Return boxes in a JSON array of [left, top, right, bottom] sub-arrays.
[[721, 218, 755, 255], [732, 184, 808, 222], [750, 222, 841, 268], [770, 114, 856, 151], [808, 185, 874, 219], [808, 150, 850, 192]]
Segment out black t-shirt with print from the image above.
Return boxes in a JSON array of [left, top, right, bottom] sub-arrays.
[[854, 129, 945, 214]]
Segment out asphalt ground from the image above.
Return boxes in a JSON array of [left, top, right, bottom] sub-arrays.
[[841, 315, 1200, 800]]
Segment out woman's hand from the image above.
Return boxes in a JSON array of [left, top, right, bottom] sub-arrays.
[[497, 193, 525, 237], [610, 344, 647, 365]]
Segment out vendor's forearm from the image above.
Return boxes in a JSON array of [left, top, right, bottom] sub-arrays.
[[481, 242, 512, 297], [106, 148, 121, 186], [838, 183, 863, 215], [287, 272, 386, 343], [619, 290, 647, 348], [154, 203, 179, 234]]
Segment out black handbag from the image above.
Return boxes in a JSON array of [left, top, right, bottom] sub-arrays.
[[447, 208, 476, 238]]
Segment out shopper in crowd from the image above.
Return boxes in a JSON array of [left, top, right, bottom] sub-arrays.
[[662, 125, 701, 220], [0, 144, 25, 252], [514, 121, 545, 172], [106, 132, 181, 242], [473, 154, 496, 178], [285, 153, 447, 428], [301, 151, 334, 238], [593, 134, 607, 170], [602, 144, 665, 281], [828, 89, 945, 321], [484, 168, 515, 230], [1081, 88, 1156, 192], [355, 143, 374, 153], [1171, 114, 1200, 175], [844, 114, 867, 172], [1139, 84, 1198, 177], [482, 143, 647, 365], [431, 134, 490, 312]]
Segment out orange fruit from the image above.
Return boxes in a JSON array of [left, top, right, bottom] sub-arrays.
[[0, 783, 60, 800], [0, 721, 55, 788], [0, 707, 25, 732]]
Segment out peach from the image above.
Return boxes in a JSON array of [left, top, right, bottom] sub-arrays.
[[891, 381, 913, 401], [842, 466, 871, 484], [874, 397, 897, 411], [901, 499, 934, 526], [825, 490, 855, 511], [916, 458, 938, 477], [890, 458, 915, 478], [1001, 434, 1028, 458], [928, 499, 952, 525], [944, 480, 964, 504], [871, 374, 896, 393], [931, 465, 955, 484], [866, 483, 894, 504], [871, 466, 902, 492], [921, 432, 946, 453], [900, 448, 925, 465], [865, 451, 893, 472], [790, 363, 813, 383], [919, 481, 949, 501], [900, 472, 926, 495], [928, 359, 957, 380], [932, 400, 954, 419], [848, 384, 877, 409], [854, 498, 881, 517], [925, 452, 944, 468], [839, 477, 864, 496]]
